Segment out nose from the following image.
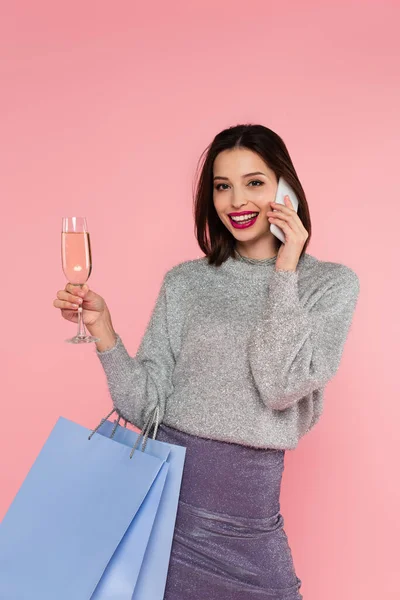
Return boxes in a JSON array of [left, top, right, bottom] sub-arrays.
[[231, 188, 248, 209]]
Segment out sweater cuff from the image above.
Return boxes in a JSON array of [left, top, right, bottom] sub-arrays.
[[95, 333, 133, 380], [268, 269, 300, 310]]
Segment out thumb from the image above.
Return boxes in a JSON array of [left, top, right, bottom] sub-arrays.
[[82, 284, 90, 294]]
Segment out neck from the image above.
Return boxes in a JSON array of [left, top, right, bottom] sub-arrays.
[[234, 239, 280, 261]]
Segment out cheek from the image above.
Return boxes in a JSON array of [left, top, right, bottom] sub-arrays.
[[213, 193, 230, 213], [254, 187, 271, 201], [254, 188, 274, 208]]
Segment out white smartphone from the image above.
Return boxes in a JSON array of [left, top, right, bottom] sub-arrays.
[[270, 176, 299, 243]]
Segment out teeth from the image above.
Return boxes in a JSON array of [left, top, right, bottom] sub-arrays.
[[230, 213, 258, 222]]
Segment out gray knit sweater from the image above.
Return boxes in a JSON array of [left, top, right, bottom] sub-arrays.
[[96, 251, 360, 450]]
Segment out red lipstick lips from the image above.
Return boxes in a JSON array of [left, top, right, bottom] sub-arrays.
[[228, 211, 259, 229]]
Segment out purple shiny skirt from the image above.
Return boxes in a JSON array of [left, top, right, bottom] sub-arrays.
[[156, 423, 303, 600]]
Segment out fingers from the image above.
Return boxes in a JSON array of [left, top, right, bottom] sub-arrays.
[[59, 289, 84, 303], [270, 198, 294, 212], [54, 288, 84, 310], [268, 202, 303, 233], [53, 298, 81, 310], [65, 283, 88, 295]]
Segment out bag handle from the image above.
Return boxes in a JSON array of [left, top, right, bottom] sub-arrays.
[[88, 405, 160, 459]]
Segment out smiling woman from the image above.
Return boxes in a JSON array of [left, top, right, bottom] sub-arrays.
[[86, 124, 360, 600]]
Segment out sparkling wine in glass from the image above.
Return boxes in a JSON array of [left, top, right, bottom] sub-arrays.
[[61, 217, 99, 344]]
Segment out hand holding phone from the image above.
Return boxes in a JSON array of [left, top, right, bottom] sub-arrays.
[[270, 177, 299, 243]]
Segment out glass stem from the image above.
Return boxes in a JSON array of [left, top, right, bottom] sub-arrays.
[[76, 284, 88, 338]]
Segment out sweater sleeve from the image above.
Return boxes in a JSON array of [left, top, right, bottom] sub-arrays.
[[95, 272, 175, 429], [247, 265, 360, 411]]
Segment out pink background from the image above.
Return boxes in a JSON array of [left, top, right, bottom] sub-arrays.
[[1, 2, 399, 597]]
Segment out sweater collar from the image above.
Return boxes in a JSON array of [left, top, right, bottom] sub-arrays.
[[233, 248, 278, 266], [215, 249, 307, 278]]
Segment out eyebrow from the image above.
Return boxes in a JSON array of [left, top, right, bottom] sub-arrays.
[[213, 171, 267, 181]]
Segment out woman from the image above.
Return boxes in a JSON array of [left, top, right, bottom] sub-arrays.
[[53, 124, 360, 599]]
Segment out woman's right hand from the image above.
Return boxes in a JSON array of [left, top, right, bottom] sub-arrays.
[[53, 283, 109, 329]]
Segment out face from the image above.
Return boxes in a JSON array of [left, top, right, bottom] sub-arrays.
[[213, 148, 280, 252]]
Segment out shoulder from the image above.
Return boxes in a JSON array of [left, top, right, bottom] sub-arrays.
[[300, 252, 360, 296], [163, 256, 209, 288]]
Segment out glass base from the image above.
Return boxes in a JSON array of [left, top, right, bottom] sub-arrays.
[[65, 334, 100, 344]]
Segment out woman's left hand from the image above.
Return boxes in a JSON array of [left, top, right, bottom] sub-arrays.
[[267, 195, 309, 272]]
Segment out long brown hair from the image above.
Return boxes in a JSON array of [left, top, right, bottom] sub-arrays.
[[193, 124, 312, 266]]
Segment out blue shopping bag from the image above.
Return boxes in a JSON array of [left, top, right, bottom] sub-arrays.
[[91, 457, 169, 600], [90, 407, 171, 600], [132, 428, 186, 600], [94, 409, 186, 600], [0, 413, 168, 600]]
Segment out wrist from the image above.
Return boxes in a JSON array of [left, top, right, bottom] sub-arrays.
[[93, 325, 118, 353], [87, 310, 118, 352], [275, 261, 298, 272], [89, 308, 112, 332]]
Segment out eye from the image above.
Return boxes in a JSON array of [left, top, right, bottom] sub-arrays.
[[214, 180, 264, 191]]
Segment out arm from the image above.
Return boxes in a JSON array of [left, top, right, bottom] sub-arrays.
[[95, 272, 175, 428], [247, 265, 360, 411]]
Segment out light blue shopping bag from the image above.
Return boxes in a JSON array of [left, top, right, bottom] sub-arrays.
[[93, 406, 187, 600], [131, 426, 186, 600], [0, 410, 168, 600]]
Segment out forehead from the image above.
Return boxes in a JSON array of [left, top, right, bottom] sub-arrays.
[[213, 147, 273, 178]]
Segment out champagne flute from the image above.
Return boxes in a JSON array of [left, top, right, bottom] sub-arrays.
[[61, 217, 100, 344]]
